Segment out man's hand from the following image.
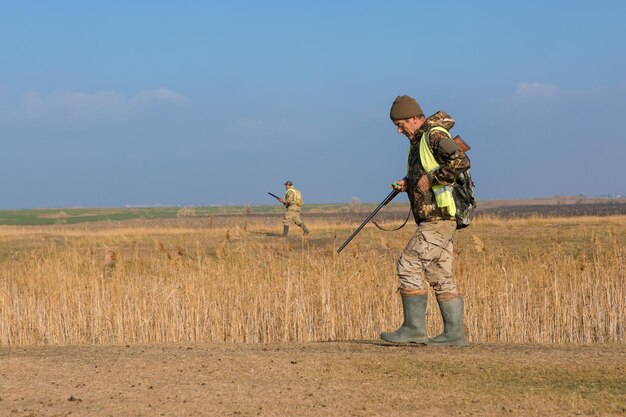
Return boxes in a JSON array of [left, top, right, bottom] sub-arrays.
[[390, 179, 407, 192], [417, 175, 430, 192]]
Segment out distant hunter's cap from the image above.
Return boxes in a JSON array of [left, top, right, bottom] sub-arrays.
[[390, 95, 423, 121], [284, 180, 293, 186]]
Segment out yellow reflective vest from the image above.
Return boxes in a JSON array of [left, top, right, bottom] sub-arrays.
[[418, 127, 457, 217], [284, 187, 303, 207]]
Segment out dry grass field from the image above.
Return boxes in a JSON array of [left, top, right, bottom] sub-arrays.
[[1, 210, 624, 416], [0, 213, 623, 345]]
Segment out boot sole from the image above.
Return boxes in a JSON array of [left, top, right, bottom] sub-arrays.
[[427, 340, 468, 347], [381, 340, 428, 345], [380, 335, 428, 345]]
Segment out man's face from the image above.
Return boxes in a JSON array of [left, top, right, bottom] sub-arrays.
[[393, 116, 424, 140]]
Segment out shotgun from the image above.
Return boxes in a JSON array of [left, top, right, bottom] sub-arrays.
[[268, 192, 282, 201], [337, 189, 400, 253]]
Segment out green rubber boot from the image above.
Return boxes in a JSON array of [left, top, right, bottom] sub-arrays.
[[302, 223, 310, 235], [428, 297, 468, 347], [283, 225, 289, 237], [380, 294, 428, 344]]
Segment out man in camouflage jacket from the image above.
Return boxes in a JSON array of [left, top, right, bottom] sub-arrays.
[[380, 95, 470, 346], [278, 181, 310, 237]]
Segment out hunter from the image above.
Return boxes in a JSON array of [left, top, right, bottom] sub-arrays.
[[278, 181, 309, 236], [381, 95, 471, 346]]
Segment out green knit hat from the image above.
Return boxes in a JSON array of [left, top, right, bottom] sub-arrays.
[[389, 95, 423, 121]]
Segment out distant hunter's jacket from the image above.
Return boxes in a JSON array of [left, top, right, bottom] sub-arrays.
[[405, 111, 470, 224], [283, 187, 303, 212]]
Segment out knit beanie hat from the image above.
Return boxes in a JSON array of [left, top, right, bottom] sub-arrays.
[[389, 95, 423, 121]]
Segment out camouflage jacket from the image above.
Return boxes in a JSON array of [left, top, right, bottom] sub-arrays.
[[405, 111, 470, 224], [283, 187, 302, 212]]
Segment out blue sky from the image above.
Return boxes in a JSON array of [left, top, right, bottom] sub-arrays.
[[1, 1, 625, 209]]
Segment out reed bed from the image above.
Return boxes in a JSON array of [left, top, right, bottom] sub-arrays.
[[0, 215, 624, 346]]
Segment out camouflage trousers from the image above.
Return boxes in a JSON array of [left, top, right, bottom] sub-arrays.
[[283, 209, 303, 227], [396, 219, 461, 300]]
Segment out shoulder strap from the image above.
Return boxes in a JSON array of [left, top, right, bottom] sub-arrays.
[[428, 126, 451, 139]]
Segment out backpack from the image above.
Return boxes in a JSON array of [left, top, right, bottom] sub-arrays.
[[451, 165, 476, 229], [294, 189, 304, 207]]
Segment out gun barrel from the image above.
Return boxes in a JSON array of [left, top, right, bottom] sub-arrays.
[[336, 190, 399, 253], [268, 192, 281, 200]]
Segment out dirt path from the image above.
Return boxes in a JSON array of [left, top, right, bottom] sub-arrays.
[[1, 342, 624, 417]]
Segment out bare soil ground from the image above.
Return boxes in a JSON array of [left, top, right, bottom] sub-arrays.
[[2, 342, 624, 417]]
